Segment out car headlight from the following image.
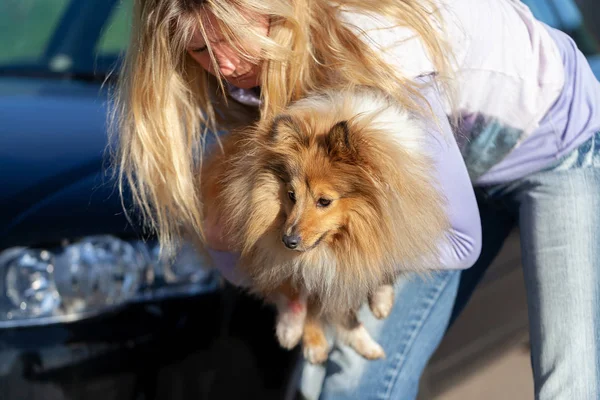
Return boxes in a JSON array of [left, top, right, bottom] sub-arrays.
[[0, 236, 220, 328]]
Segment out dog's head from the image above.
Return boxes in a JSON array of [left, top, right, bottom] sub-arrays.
[[262, 107, 381, 253]]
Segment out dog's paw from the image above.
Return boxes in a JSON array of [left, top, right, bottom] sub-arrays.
[[369, 284, 394, 320], [356, 339, 385, 360], [276, 317, 304, 349], [347, 325, 385, 360], [303, 341, 330, 364]]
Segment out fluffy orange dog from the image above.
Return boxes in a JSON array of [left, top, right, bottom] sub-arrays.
[[201, 87, 449, 363]]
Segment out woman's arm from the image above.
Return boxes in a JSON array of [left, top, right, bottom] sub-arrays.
[[417, 76, 482, 270], [206, 78, 482, 279]]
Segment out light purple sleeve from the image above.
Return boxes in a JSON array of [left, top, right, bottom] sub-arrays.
[[417, 76, 482, 270]]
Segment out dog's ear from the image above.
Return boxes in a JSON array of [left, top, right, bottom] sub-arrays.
[[325, 120, 359, 161], [269, 115, 306, 146], [268, 115, 293, 142]]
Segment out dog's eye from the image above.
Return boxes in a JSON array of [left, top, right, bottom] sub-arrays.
[[288, 191, 296, 203], [317, 198, 332, 208]]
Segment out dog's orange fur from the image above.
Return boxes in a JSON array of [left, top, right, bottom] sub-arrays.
[[200, 87, 449, 361]]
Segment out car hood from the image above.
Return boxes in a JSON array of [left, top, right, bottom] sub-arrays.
[[0, 76, 122, 242]]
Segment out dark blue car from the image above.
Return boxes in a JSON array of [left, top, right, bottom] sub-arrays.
[[0, 1, 298, 399], [0, 1, 598, 399]]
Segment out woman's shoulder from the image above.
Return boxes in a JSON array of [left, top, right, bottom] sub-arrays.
[[339, 0, 563, 83], [338, 0, 469, 78]]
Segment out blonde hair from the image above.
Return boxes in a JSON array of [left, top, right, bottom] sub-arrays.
[[112, 0, 455, 254]]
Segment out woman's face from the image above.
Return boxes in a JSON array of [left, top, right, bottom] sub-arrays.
[[187, 11, 269, 89]]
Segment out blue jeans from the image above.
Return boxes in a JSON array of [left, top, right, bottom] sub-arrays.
[[300, 131, 600, 400]]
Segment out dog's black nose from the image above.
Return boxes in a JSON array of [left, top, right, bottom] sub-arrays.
[[282, 234, 300, 249]]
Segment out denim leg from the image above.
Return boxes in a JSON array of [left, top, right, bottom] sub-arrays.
[[299, 270, 460, 400], [515, 165, 600, 400]]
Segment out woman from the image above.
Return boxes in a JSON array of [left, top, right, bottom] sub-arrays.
[[113, 0, 600, 399]]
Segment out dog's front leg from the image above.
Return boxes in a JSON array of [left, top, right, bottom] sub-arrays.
[[302, 315, 330, 364], [271, 281, 307, 350]]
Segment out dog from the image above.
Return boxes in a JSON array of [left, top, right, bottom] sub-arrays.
[[200, 86, 449, 363]]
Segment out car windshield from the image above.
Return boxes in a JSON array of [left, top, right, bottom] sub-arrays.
[[0, 0, 132, 80]]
